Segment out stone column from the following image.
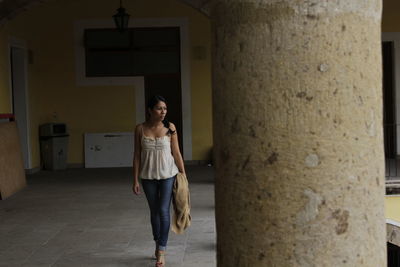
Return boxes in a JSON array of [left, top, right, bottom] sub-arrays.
[[211, 1, 385, 266]]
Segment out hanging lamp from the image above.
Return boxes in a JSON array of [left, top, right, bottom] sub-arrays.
[[113, 0, 130, 32]]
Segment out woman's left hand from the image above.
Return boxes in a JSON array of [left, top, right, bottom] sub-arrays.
[[133, 182, 141, 195]]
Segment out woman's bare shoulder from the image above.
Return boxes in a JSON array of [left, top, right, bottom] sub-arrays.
[[169, 122, 176, 131], [135, 123, 144, 133]]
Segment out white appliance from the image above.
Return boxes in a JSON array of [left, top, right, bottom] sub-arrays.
[[84, 132, 133, 168]]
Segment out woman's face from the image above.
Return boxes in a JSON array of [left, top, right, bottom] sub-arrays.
[[149, 101, 167, 121]]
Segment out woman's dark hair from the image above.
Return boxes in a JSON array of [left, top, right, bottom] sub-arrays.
[[146, 95, 175, 135]]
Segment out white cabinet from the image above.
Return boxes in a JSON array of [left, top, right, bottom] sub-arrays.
[[84, 132, 133, 168]]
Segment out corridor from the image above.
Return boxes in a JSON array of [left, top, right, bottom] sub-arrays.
[[0, 165, 216, 267]]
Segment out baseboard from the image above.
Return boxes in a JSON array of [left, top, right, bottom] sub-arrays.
[[25, 164, 83, 173], [184, 160, 212, 166], [25, 167, 40, 174], [67, 163, 84, 169], [28, 162, 209, 171]]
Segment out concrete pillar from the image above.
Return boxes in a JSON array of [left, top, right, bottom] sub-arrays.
[[211, 1, 385, 266]]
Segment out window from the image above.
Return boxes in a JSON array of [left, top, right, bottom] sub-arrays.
[[84, 27, 180, 77]]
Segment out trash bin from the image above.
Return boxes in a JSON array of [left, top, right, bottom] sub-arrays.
[[39, 123, 69, 170]]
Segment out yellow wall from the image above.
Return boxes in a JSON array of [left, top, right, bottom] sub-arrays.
[[386, 195, 400, 222], [0, 0, 212, 168], [0, 30, 11, 114], [190, 17, 213, 161]]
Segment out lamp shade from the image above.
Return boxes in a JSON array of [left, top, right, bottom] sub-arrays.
[[113, 7, 130, 32]]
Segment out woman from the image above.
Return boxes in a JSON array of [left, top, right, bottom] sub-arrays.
[[132, 95, 186, 267]]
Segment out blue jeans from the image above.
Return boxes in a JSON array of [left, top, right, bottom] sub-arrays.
[[141, 176, 176, 251]]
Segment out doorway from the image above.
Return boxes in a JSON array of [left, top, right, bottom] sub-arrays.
[[10, 45, 31, 170], [145, 74, 183, 154], [75, 18, 193, 160]]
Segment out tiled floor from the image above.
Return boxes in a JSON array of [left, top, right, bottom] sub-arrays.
[[0, 165, 216, 267]]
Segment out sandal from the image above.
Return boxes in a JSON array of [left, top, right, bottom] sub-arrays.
[[155, 251, 165, 267]]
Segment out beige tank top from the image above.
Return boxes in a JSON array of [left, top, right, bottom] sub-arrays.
[[139, 126, 179, 180]]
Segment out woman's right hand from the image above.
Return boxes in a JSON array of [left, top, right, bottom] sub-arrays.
[[133, 181, 141, 195]]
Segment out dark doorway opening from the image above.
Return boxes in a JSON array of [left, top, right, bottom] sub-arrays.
[[145, 74, 183, 154], [388, 242, 400, 267], [382, 41, 398, 178]]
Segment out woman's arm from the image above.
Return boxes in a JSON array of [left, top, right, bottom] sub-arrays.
[[132, 124, 142, 194], [170, 123, 186, 175]]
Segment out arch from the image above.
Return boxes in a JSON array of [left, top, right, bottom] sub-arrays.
[[0, 0, 210, 24]]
